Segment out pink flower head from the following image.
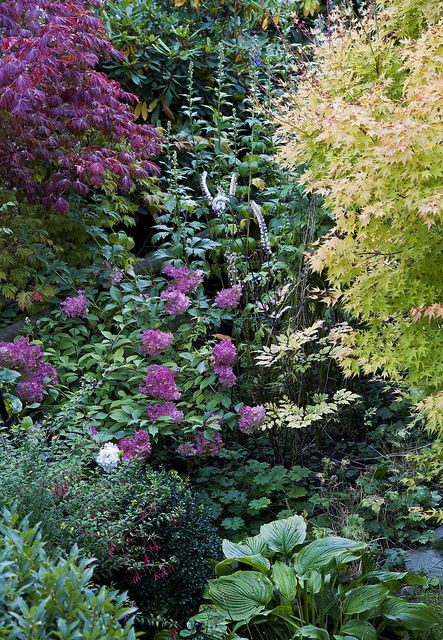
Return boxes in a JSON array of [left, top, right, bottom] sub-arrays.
[[60, 290, 89, 318], [214, 365, 236, 387], [162, 264, 204, 294], [139, 365, 181, 401], [160, 289, 191, 316], [239, 405, 266, 434], [212, 339, 237, 366], [146, 402, 184, 424], [215, 285, 242, 310], [194, 430, 224, 456], [140, 329, 173, 356], [176, 441, 197, 457], [119, 430, 152, 460], [0, 338, 57, 403]]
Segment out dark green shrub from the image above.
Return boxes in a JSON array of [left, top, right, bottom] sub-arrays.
[[0, 432, 221, 628], [0, 508, 137, 639]]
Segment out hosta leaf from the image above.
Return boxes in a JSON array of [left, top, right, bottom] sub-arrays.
[[207, 571, 273, 622], [271, 561, 297, 602], [381, 598, 436, 630], [343, 585, 389, 614], [339, 620, 377, 640], [295, 624, 330, 640], [260, 515, 306, 554], [215, 555, 270, 576], [294, 538, 366, 576]]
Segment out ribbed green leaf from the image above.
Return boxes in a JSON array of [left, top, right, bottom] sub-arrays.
[[295, 624, 330, 640], [260, 515, 306, 555], [294, 538, 366, 576], [215, 554, 270, 576], [208, 571, 273, 622], [339, 620, 377, 640], [271, 561, 297, 602], [343, 585, 389, 614], [381, 598, 436, 630]]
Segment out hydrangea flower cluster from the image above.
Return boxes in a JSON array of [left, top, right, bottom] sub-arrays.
[[160, 289, 190, 316], [139, 365, 181, 401], [215, 284, 242, 310], [146, 402, 184, 424], [160, 264, 204, 316], [140, 330, 173, 356], [60, 290, 89, 318], [0, 338, 58, 403], [238, 405, 266, 434], [176, 430, 224, 457], [162, 264, 204, 294], [212, 339, 237, 388], [118, 430, 152, 460], [96, 442, 120, 473]]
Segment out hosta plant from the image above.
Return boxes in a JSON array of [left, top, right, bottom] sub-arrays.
[[182, 514, 436, 639]]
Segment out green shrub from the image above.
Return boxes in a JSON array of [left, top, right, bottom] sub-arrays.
[[0, 432, 221, 628], [0, 507, 137, 639], [182, 515, 436, 639]]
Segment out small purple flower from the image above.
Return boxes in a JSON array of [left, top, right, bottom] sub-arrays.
[[139, 365, 181, 401], [146, 402, 184, 424], [111, 268, 123, 285], [239, 405, 266, 434], [60, 290, 89, 318], [119, 430, 152, 460], [140, 329, 173, 356], [160, 289, 191, 316], [215, 285, 242, 310]]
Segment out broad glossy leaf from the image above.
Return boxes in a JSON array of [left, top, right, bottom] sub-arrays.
[[215, 554, 270, 576], [260, 515, 306, 555], [381, 598, 436, 630], [295, 624, 330, 640], [0, 368, 21, 383], [339, 620, 377, 640], [343, 585, 389, 614], [208, 571, 273, 622], [294, 538, 366, 576], [271, 561, 297, 601]]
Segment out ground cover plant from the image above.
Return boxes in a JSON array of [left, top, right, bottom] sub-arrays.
[[0, 0, 442, 637]]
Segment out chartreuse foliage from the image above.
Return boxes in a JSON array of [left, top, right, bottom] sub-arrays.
[[0, 508, 137, 639], [182, 514, 436, 639], [276, 0, 443, 432]]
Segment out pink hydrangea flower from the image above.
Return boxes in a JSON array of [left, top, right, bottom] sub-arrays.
[[139, 365, 181, 401], [0, 338, 57, 403], [176, 430, 224, 457], [146, 402, 184, 424], [160, 289, 191, 315], [140, 329, 173, 356], [60, 290, 89, 318], [119, 430, 152, 460], [162, 264, 204, 294], [215, 285, 242, 310], [211, 339, 237, 387], [239, 405, 266, 434]]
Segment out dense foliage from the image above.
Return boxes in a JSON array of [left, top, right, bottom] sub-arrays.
[[276, 0, 443, 430], [0, 508, 138, 639]]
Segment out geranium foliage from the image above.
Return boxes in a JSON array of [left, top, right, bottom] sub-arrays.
[[277, 0, 443, 428], [0, 0, 160, 213]]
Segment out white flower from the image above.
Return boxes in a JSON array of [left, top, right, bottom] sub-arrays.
[[251, 201, 272, 257], [96, 443, 120, 473]]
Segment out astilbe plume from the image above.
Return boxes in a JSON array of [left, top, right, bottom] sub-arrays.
[[118, 430, 152, 460], [140, 329, 173, 356], [60, 290, 89, 318], [238, 405, 266, 434], [139, 365, 181, 401], [0, 0, 160, 211], [146, 402, 184, 424], [0, 338, 58, 402], [211, 339, 237, 388]]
